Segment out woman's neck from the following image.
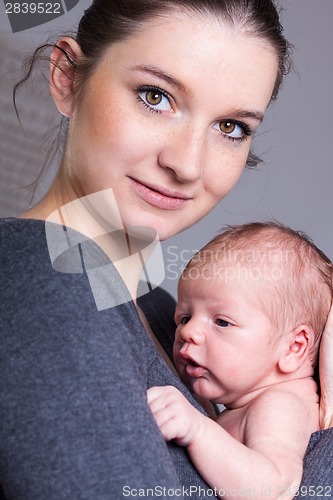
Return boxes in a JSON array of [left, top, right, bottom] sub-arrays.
[[21, 178, 160, 303]]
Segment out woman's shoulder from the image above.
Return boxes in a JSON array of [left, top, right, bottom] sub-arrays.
[[0, 216, 44, 228], [0, 217, 94, 318], [0, 217, 47, 252], [0, 217, 48, 269], [0, 216, 44, 231], [0, 216, 107, 273], [0, 217, 135, 341]]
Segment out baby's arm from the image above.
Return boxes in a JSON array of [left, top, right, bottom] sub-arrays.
[[147, 385, 317, 499], [147, 385, 206, 447]]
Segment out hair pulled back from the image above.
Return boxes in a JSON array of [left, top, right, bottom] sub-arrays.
[[14, 0, 291, 191], [76, 0, 291, 102], [71, 0, 291, 167]]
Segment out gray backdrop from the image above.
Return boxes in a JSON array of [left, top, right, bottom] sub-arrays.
[[0, 0, 332, 298]]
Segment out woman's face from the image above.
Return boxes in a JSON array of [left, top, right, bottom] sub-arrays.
[[62, 11, 278, 240]]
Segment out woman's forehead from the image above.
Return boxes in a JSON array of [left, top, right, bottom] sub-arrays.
[[108, 9, 278, 66], [98, 11, 278, 111]]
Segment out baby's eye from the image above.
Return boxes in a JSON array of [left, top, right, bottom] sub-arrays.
[[213, 120, 251, 141], [179, 315, 191, 325], [215, 318, 231, 328], [138, 86, 172, 112]]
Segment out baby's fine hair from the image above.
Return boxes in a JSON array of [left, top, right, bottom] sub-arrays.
[[183, 222, 332, 364]]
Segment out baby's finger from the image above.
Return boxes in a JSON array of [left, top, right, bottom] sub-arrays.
[[147, 386, 166, 404]]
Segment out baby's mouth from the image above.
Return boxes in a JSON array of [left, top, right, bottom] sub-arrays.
[[181, 355, 206, 378], [186, 358, 200, 368]]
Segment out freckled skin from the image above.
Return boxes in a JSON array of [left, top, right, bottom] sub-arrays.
[[33, 12, 278, 241]]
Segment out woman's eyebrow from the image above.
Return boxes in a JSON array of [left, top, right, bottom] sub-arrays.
[[130, 64, 264, 123], [232, 109, 264, 124], [130, 64, 190, 94]]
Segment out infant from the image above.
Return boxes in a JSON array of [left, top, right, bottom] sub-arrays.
[[148, 222, 332, 499]]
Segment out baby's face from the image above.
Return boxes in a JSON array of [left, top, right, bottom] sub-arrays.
[[173, 264, 286, 408]]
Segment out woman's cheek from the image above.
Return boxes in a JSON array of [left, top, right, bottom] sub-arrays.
[[205, 159, 246, 201]]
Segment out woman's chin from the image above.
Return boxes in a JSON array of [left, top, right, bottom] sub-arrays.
[[119, 212, 185, 242]]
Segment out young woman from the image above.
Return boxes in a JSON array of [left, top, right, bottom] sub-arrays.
[[1, 0, 332, 498]]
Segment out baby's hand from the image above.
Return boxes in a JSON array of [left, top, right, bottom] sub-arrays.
[[147, 386, 205, 446]]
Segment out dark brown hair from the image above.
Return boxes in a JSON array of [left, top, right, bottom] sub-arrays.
[[75, 0, 290, 103], [74, 0, 291, 170], [14, 0, 292, 193]]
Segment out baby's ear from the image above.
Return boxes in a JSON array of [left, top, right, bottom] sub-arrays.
[[278, 325, 313, 374], [50, 37, 82, 117]]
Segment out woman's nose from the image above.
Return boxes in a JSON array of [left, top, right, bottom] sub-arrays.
[[178, 320, 205, 345], [158, 123, 206, 183]]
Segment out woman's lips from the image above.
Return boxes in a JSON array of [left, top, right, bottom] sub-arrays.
[[129, 177, 191, 210]]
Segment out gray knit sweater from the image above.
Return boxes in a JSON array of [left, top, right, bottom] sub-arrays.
[[0, 218, 332, 500]]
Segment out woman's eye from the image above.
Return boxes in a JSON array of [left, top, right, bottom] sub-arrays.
[[138, 87, 172, 112], [216, 318, 231, 328], [213, 120, 251, 141]]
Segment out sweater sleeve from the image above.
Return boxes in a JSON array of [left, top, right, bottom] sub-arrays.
[[0, 219, 185, 499], [300, 429, 333, 498]]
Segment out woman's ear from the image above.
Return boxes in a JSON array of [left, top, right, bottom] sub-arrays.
[[50, 37, 82, 117], [278, 325, 313, 374]]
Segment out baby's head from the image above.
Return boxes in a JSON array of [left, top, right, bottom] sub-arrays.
[[179, 222, 332, 367]]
